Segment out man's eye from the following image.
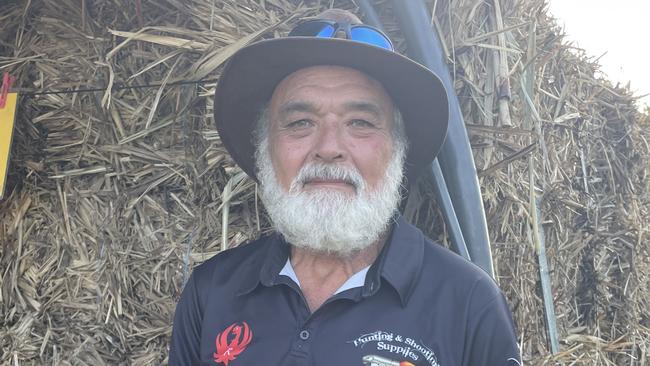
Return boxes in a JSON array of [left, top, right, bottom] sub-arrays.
[[285, 119, 312, 129], [349, 119, 375, 128]]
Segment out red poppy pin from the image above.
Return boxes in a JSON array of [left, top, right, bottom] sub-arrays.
[[213, 322, 253, 365]]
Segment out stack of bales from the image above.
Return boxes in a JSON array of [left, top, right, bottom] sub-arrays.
[[0, 0, 647, 364]]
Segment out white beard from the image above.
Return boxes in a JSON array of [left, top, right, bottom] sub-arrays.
[[255, 137, 406, 256]]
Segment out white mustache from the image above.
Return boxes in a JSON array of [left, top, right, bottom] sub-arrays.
[[290, 163, 366, 193]]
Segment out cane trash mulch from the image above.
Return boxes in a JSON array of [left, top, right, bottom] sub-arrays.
[[0, 0, 648, 364]]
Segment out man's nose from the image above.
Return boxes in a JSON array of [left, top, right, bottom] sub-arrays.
[[313, 122, 346, 163]]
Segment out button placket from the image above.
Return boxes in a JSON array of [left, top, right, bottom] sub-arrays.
[[299, 329, 310, 340], [290, 327, 313, 359]]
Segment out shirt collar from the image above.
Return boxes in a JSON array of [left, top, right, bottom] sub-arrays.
[[236, 215, 425, 306], [236, 233, 289, 296], [364, 215, 425, 306], [279, 257, 370, 295]]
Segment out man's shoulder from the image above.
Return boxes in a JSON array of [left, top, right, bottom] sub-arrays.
[[408, 224, 504, 303], [414, 235, 520, 365], [422, 237, 489, 278]]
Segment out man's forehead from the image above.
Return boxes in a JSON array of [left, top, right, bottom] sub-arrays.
[[269, 65, 393, 114], [275, 100, 385, 121]]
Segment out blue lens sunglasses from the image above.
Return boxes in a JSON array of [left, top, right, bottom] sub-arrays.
[[288, 20, 394, 51]]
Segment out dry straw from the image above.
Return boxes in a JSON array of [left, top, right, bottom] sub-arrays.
[[1, 0, 648, 364]]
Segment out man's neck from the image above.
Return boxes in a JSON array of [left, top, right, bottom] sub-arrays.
[[290, 237, 386, 313]]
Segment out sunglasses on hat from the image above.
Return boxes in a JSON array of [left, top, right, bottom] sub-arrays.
[[288, 20, 394, 51]]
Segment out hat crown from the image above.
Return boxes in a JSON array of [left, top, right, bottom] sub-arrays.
[[314, 9, 362, 25]]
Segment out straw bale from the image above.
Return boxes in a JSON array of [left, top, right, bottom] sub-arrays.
[[0, 0, 648, 365]]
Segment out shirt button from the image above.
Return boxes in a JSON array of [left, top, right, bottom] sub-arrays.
[[299, 330, 310, 340]]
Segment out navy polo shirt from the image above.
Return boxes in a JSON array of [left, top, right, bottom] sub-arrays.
[[170, 216, 521, 365]]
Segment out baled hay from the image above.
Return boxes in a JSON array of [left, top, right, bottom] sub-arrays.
[[0, 0, 648, 365]]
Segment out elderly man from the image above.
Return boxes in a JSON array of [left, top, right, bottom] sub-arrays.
[[170, 9, 520, 366]]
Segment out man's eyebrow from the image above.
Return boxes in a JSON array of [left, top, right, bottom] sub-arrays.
[[276, 100, 385, 119], [277, 101, 318, 120], [342, 101, 383, 117]]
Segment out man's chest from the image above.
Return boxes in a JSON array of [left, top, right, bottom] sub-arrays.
[[196, 285, 463, 366]]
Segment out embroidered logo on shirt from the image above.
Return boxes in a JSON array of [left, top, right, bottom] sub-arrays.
[[350, 331, 440, 366], [213, 322, 253, 365]]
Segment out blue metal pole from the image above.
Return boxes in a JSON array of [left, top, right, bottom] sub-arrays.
[[358, 0, 471, 262], [390, 0, 494, 276]]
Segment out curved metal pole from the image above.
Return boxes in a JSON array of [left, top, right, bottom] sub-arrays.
[[389, 0, 494, 276], [358, 0, 471, 262], [429, 160, 471, 260], [356, 0, 385, 32]]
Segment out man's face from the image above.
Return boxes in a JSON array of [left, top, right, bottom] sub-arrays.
[[256, 65, 405, 255], [267, 65, 396, 195]]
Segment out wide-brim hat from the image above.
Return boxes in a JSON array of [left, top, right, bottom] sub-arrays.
[[214, 36, 449, 183]]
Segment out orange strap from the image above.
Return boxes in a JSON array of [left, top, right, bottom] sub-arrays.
[[0, 73, 16, 109]]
